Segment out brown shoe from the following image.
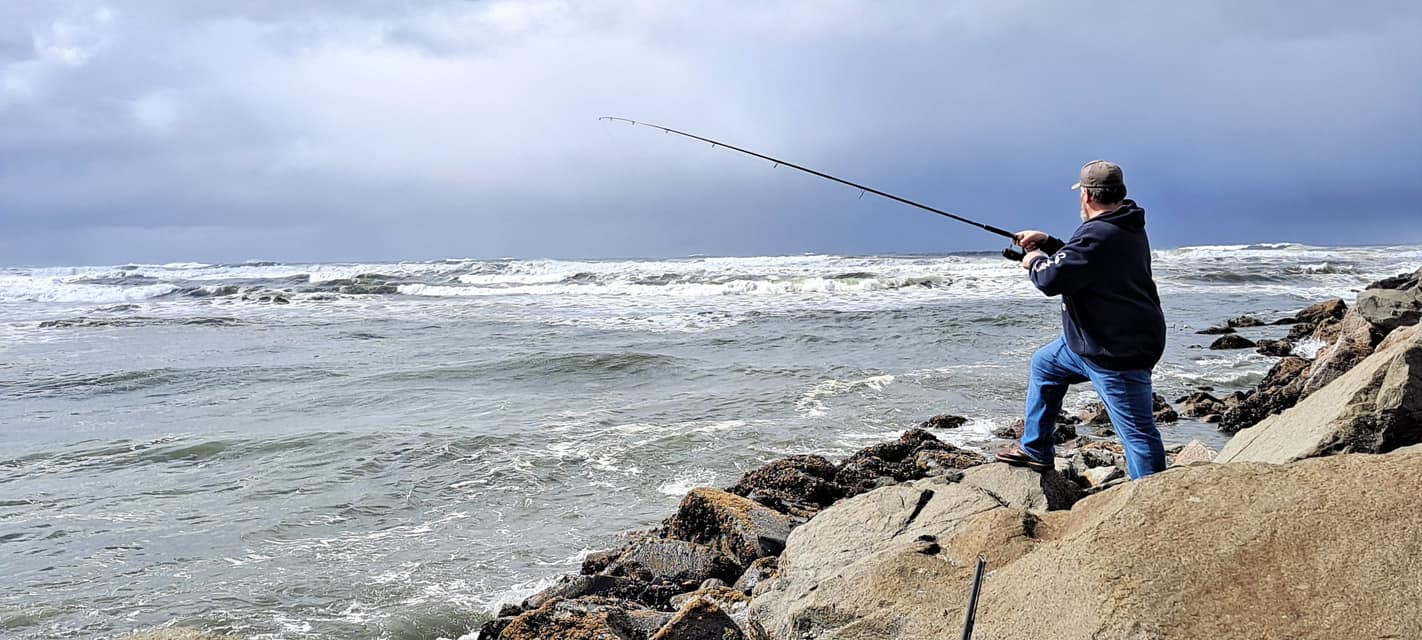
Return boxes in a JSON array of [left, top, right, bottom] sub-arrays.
[[995, 444, 1051, 472]]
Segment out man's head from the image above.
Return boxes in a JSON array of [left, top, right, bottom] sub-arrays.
[[1071, 160, 1127, 219]]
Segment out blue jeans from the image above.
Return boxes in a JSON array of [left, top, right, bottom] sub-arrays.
[[1022, 337, 1167, 479]]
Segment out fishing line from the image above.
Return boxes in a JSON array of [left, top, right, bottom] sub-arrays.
[[600, 116, 1028, 260]]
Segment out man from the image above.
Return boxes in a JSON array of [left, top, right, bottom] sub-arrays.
[[995, 160, 1168, 479]]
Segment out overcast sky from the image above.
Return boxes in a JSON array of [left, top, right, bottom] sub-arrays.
[[2, 1, 1420, 265]]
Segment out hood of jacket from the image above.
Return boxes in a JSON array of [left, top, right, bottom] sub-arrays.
[[1089, 199, 1146, 232]]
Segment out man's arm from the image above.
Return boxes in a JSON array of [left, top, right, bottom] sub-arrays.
[[1014, 230, 1066, 254], [1023, 234, 1099, 297]]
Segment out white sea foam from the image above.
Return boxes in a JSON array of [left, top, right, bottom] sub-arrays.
[[1293, 337, 1328, 359], [0, 275, 178, 304], [796, 374, 897, 417], [657, 468, 720, 496]]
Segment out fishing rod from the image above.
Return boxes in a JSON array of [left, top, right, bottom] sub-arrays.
[[600, 117, 1030, 261]]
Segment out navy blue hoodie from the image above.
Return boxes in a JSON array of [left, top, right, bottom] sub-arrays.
[[1027, 200, 1166, 371]]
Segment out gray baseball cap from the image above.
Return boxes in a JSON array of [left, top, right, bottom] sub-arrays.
[[1070, 160, 1125, 190]]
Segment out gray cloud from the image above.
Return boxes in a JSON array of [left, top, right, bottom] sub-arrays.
[[2, 1, 1420, 265]]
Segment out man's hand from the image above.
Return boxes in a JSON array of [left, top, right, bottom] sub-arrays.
[[1020, 249, 1044, 270], [1015, 230, 1049, 251]]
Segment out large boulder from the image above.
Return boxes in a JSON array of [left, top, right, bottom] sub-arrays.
[[1294, 298, 1347, 325], [665, 489, 792, 567], [1357, 267, 1422, 332], [1301, 309, 1380, 395], [956, 463, 1081, 512], [1358, 287, 1422, 331], [750, 453, 1422, 640], [1217, 325, 1422, 464]]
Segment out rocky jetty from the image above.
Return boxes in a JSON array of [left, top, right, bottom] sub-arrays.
[[475, 265, 1422, 640], [1213, 267, 1422, 434], [476, 430, 991, 639]]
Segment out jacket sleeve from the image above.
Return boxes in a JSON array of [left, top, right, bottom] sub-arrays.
[[1027, 232, 1100, 297]]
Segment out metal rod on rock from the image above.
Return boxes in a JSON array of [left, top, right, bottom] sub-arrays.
[[962, 554, 987, 640]]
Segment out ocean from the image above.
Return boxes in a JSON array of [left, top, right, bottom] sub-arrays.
[[3, 243, 1419, 639]]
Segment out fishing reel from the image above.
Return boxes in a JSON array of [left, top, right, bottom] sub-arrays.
[[1002, 245, 1027, 262]]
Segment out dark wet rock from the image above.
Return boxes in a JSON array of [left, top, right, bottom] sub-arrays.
[[1227, 315, 1266, 328], [732, 556, 777, 595], [1219, 357, 1311, 434], [1287, 321, 1324, 341], [497, 595, 671, 640], [1364, 266, 1422, 292], [1176, 391, 1226, 418], [603, 538, 743, 585], [1195, 325, 1235, 335], [919, 414, 968, 429], [243, 291, 291, 304], [833, 429, 965, 494], [1295, 298, 1348, 325], [1001, 417, 1077, 444], [829, 271, 878, 280], [523, 575, 685, 612], [39, 316, 244, 329], [1066, 444, 1126, 482], [581, 550, 620, 575], [184, 285, 241, 297], [1255, 339, 1294, 357], [665, 489, 792, 567], [335, 284, 400, 295], [651, 597, 746, 640], [726, 455, 841, 514], [1152, 394, 1178, 424], [476, 616, 514, 640], [1209, 334, 1257, 350], [1078, 402, 1111, 425], [664, 586, 749, 622], [913, 448, 988, 475]]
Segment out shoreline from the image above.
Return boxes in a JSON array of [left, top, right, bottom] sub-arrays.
[[469, 264, 1422, 640]]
